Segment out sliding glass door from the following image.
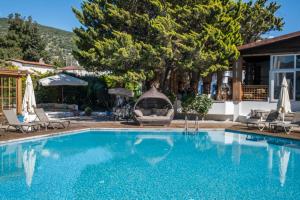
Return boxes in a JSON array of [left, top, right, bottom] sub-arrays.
[[271, 55, 300, 101]]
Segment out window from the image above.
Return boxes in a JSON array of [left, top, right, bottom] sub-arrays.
[[0, 77, 17, 113], [297, 55, 300, 68], [273, 55, 294, 69], [296, 72, 300, 100], [271, 55, 300, 101], [273, 72, 294, 100]]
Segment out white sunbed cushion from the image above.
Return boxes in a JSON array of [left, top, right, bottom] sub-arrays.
[[134, 110, 143, 117]]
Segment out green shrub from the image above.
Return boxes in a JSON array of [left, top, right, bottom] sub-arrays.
[[84, 107, 93, 116], [181, 94, 213, 119], [102, 70, 148, 97], [166, 92, 176, 104], [181, 94, 195, 113], [190, 95, 213, 119]]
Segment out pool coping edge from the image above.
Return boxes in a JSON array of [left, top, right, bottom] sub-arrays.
[[0, 128, 225, 145]]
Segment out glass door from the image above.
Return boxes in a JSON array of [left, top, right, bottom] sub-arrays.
[[0, 77, 17, 114]]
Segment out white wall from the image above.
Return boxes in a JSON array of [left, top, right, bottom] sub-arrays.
[[208, 100, 300, 122], [11, 61, 55, 74], [63, 70, 97, 77], [239, 101, 277, 116], [208, 101, 234, 115]]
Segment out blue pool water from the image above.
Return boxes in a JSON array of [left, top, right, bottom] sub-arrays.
[[0, 130, 300, 200]]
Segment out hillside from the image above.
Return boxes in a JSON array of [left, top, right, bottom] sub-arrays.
[[0, 18, 75, 63]]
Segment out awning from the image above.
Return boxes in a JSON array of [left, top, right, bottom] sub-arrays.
[[39, 74, 88, 86]]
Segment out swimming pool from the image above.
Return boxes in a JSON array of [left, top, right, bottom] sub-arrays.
[[0, 129, 299, 200]]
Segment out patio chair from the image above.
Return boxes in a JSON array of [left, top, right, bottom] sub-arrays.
[[246, 110, 279, 131], [2, 110, 40, 133], [34, 108, 70, 129], [270, 112, 300, 134]]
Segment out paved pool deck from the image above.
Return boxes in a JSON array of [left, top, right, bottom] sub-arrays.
[[1, 120, 300, 143]]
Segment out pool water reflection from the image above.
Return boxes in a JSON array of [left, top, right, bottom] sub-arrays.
[[0, 130, 299, 199]]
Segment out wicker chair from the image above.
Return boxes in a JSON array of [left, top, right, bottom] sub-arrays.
[[133, 87, 174, 126]]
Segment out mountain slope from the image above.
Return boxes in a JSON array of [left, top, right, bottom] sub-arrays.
[[0, 18, 75, 62]]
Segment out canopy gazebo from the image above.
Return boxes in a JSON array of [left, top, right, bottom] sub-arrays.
[[133, 87, 174, 126]]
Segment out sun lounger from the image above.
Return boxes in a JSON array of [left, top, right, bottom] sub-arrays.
[[270, 112, 300, 134], [246, 110, 279, 131], [3, 110, 40, 133], [34, 108, 70, 129]]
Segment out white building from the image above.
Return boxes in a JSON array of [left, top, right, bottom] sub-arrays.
[[207, 31, 300, 121], [9, 59, 55, 74], [59, 66, 91, 76], [60, 66, 105, 77]]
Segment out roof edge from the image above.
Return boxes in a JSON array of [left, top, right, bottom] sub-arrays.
[[9, 59, 54, 68], [238, 31, 300, 51]]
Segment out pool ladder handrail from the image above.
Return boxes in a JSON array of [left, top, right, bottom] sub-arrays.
[[184, 115, 199, 134]]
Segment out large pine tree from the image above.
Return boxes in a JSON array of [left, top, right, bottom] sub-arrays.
[[239, 0, 284, 44], [73, 0, 242, 90], [73, 0, 283, 92]]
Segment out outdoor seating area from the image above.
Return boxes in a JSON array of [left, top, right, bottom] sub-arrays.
[[133, 87, 174, 126], [2, 107, 71, 133], [2, 109, 41, 133], [246, 110, 279, 131], [244, 75, 299, 134], [0, 73, 72, 133]]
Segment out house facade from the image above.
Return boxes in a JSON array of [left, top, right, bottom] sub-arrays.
[[208, 31, 300, 121], [9, 59, 55, 74]]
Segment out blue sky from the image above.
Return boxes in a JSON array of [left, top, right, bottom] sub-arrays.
[[0, 0, 299, 37]]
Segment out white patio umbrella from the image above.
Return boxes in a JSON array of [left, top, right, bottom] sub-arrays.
[[278, 147, 290, 187], [39, 73, 88, 103], [267, 145, 274, 170], [22, 74, 36, 114], [23, 149, 37, 187], [277, 76, 291, 122]]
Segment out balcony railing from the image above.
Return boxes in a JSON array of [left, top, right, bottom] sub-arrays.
[[242, 85, 268, 101]]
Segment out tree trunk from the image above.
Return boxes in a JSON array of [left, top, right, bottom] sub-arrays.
[[162, 67, 171, 92], [216, 71, 223, 100], [202, 74, 212, 94], [149, 70, 161, 89], [170, 69, 178, 94], [190, 71, 200, 94]]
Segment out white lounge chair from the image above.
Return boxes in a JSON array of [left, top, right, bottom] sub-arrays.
[[3, 110, 40, 133], [34, 108, 70, 129]]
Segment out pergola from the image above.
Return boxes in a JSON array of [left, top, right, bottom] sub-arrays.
[[0, 69, 27, 115]]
